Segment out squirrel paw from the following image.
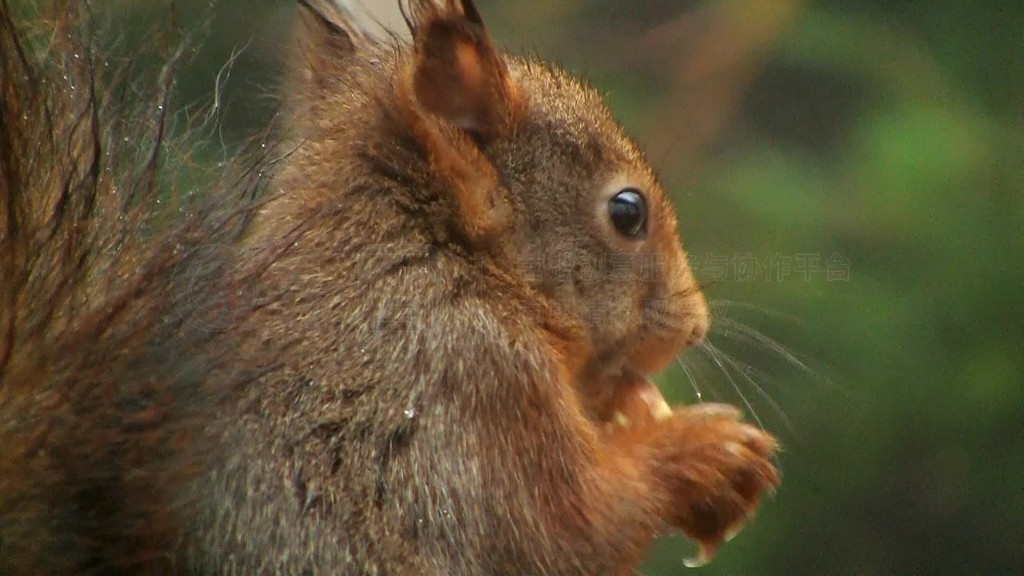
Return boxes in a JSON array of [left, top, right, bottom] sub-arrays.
[[644, 403, 780, 566]]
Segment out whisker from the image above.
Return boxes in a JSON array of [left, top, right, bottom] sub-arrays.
[[674, 354, 704, 403], [697, 280, 722, 293], [697, 340, 765, 431], [666, 286, 703, 300], [708, 299, 806, 327], [711, 317, 819, 378], [708, 300, 855, 402], [704, 340, 798, 438], [713, 319, 854, 402]]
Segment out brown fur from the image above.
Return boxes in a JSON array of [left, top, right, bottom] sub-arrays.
[[0, 1, 778, 574]]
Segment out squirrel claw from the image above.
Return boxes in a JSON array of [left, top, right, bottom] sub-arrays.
[[724, 520, 745, 543], [682, 540, 719, 568], [682, 514, 750, 567]]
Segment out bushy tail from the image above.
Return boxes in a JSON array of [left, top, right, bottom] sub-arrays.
[[0, 3, 264, 573]]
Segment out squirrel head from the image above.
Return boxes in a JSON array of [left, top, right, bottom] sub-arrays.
[[293, 0, 708, 384]]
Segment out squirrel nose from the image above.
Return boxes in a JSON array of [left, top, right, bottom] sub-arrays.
[[688, 320, 708, 346], [685, 299, 710, 347]]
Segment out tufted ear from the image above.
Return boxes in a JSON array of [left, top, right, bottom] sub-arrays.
[[295, 0, 366, 86], [406, 0, 517, 139]]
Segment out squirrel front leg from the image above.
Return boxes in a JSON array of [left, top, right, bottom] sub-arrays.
[[611, 404, 778, 564], [559, 400, 778, 573]]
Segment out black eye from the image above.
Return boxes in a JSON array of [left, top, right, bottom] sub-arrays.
[[607, 188, 647, 238]]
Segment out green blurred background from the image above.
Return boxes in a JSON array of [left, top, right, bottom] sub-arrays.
[[28, 0, 1024, 573]]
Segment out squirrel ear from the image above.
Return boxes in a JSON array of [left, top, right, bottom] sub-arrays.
[[407, 0, 516, 139], [295, 0, 365, 77]]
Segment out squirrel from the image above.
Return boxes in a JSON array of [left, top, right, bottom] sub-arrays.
[[0, 0, 779, 574]]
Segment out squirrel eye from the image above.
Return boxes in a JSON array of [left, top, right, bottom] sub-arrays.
[[608, 188, 647, 239]]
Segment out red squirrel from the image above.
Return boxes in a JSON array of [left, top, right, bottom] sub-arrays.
[[0, 1, 779, 574]]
